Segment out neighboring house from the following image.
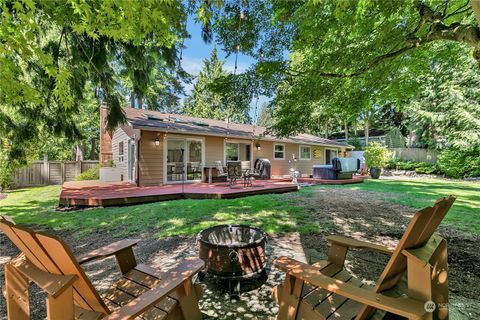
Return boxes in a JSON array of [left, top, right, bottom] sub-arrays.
[[330, 129, 386, 147], [100, 106, 353, 186]]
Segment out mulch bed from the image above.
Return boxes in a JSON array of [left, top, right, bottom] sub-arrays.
[[0, 188, 479, 319]]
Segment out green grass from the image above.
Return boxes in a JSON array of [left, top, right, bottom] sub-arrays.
[[322, 178, 480, 234], [0, 178, 478, 239], [0, 185, 319, 238]]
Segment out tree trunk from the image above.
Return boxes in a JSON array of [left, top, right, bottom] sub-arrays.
[[71, 145, 77, 161], [344, 122, 349, 141], [130, 93, 135, 108], [89, 138, 97, 160], [76, 144, 85, 161], [138, 96, 143, 110], [324, 122, 329, 139], [364, 116, 370, 146]]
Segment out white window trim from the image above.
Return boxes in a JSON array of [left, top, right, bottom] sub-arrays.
[[223, 139, 254, 167], [273, 143, 285, 160], [299, 145, 311, 160], [118, 141, 124, 162], [225, 142, 240, 162], [324, 148, 339, 165]]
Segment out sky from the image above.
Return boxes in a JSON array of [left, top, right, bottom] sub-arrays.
[[180, 16, 270, 122]]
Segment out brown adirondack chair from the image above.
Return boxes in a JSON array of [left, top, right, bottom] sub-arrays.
[[273, 195, 455, 320], [1, 216, 205, 320]]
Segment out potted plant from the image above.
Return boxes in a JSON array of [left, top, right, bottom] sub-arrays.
[[364, 142, 390, 179]]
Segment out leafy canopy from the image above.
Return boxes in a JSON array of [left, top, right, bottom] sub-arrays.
[[0, 0, 186, 166], [201, 0, 480, 142]]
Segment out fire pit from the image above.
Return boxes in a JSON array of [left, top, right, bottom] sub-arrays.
[[197, 224, 267, 297]]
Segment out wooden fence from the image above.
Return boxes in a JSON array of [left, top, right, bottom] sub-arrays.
[[389, 148, 438, 164], [13, 160, 99, 187]]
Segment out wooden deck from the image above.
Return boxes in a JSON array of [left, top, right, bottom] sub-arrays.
[[59, 180, 299, 207], [59, 176, 366, 207]]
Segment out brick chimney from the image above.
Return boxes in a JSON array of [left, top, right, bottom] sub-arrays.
[[99, 105, 113, 166]]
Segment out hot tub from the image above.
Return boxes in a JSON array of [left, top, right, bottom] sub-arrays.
[[312, 165, 336, 180]]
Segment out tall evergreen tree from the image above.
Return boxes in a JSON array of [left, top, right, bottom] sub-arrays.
[[256, 102, 274, 128], [183, 47, 251, 123]]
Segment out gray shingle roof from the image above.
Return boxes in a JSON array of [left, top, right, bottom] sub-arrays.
[[123, 107, 352, 148]]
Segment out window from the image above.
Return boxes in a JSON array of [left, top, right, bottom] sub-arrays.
[[226, 143, 239, 161], [118, 141, 124, 162], [299, 145, 311, 160], [273, 144, 285, 160], [325, 149, 338, 165]]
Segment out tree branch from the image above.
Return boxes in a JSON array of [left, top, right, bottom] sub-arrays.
[[470, 0, 480, 26], [292, 2, 480, 78]]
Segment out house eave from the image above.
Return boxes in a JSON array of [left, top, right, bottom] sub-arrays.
[[132, 124, 353, 149]]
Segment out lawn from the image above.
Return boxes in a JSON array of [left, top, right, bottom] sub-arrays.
[[0, 178, 478, 237], [1, 178, 479, 319], [322, 178, 480, 234]]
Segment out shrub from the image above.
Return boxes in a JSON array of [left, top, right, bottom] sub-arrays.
[[386, 159, 440, 174], [75, 166, 99, 181], [0, 165, 14, 191], [437, 148, 480, 179], [364, 142, 391, 168], [0, 155, 15, 191]]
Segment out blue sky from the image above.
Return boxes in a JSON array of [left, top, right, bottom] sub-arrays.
[[180, 16, 269, 122]]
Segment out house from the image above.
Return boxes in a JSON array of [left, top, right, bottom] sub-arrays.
[[330, 129, 387, 147], [100, 106, 353, 186]]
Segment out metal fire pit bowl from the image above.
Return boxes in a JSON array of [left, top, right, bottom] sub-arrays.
[[197, 224, 267, 297]]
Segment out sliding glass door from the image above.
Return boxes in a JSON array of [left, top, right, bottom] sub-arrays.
[[187, 140, 202, 181], [166, 138, 203, 183]]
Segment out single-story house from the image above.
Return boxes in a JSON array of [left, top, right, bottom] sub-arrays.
[[99, 106, 353, 186]]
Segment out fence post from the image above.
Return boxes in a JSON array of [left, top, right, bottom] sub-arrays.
[[43, 154, 49, 185], [61, 162, 65, 184]]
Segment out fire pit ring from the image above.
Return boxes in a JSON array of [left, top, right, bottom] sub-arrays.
[[197, 225, 267, 297]]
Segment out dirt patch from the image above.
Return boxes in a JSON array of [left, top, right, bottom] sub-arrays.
[[0, 193, 6, 201], [296, 188, 480, 318], [0, 188, 479, 319]]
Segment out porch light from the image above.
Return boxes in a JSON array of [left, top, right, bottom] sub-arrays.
[[154, 136, 160, 146], [255, 142, 261, 151]]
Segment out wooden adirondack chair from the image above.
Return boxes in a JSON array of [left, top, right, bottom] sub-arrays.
[[0, 216, 205, 320], [272, 195, 455, 320]]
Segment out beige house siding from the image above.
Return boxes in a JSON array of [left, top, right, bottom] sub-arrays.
[[138, 131, 164, 186], [253, 141, 327, 177], [204, 136, 225, 164], [136, 130, 344, 185], [112, 128, 130, 181]]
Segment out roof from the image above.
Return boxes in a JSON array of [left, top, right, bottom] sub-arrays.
[[122, 107, 353, 149]]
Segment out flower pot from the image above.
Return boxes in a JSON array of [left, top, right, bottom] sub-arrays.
[[370, 167, 382, 179]]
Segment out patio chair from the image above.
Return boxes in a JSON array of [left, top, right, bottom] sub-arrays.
[[227, 161, 242, 187], [244, 159, 267, 186], [214, 160, 228, 181], [0, 216, 204, 320], [273, 195, 456, 320]]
